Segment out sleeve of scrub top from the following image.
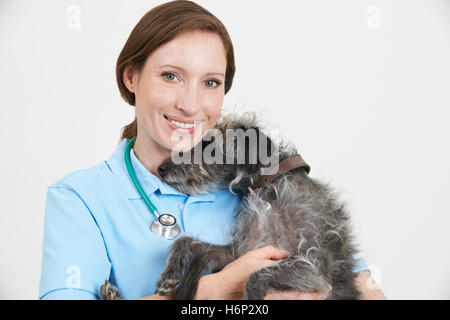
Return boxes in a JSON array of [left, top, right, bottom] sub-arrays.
[[39, 186, 112, 300], [351, 253, 370, 274]]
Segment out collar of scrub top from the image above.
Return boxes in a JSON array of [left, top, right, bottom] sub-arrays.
[[105, 138, 216, 203]]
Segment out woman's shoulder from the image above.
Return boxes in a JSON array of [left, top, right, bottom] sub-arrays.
[[49, 161, 113, 191], [49, 139, 127, 191]]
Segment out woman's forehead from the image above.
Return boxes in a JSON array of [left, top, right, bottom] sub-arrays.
[[144, 31, 227, 74]]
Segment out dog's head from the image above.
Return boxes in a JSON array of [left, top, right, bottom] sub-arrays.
[[157, 112, 283, 196]]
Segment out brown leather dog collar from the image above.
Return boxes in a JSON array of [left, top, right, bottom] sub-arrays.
[[250, 154, 311, 190]]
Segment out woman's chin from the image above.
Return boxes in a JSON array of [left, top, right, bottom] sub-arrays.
[[167, 139, 197, 154]]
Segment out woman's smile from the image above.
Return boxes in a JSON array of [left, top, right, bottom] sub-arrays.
[[163, 114, 202, 134]]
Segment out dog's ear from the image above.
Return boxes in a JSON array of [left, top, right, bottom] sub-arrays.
[[256, 130, 274, 159], [222, 125, 258, 165], [252, 129, 276, 169], [200, 128, 224, 159], [215, 116, 275, 166], [230, 126, 272, 166], [244, 127, 261, 165]]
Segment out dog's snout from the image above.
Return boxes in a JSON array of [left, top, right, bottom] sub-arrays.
[[158, 163, 169, 178]]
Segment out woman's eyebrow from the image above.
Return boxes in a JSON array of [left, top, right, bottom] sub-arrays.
[[159, 64, 225, 77]]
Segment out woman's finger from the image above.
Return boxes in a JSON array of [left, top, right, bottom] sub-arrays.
[[252, 245, 290, 260]]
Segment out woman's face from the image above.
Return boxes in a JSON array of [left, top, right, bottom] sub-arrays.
[[125, 31, 227, 154]]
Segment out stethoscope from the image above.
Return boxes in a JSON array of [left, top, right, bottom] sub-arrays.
[[125, 136, 181, 239]]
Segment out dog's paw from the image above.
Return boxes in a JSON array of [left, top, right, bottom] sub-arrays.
[[155, 279, 179, 296], [100, 280, 123, 300]]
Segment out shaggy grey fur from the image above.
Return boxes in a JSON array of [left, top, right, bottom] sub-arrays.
[[101, 111, 362, 300]]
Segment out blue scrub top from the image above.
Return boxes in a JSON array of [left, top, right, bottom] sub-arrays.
[[39, 138, 369, 300]]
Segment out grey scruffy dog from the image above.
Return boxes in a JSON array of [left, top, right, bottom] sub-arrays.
[[101, 111, 362, 300]]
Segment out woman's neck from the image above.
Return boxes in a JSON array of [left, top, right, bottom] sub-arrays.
[[133, 133, 171, 180]]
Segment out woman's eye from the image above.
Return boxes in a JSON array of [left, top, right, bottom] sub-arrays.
[[205, 79, 222, 88], [162, 72, 178, 81], [162, 72, 222, 88]]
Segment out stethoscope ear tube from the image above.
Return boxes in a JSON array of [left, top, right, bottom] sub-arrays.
[[125, 137, 181, 239]]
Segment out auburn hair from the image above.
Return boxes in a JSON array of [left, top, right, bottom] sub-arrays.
[[116, 0, 236, 143]]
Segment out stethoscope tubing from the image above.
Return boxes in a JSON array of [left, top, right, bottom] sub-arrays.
[[125, 136, 181, 239], [125, 136, 160, 218]]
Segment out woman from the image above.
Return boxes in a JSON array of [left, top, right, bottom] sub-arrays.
[[39, 0, 386, 300]]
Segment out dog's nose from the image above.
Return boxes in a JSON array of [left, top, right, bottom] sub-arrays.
[[157, 163, 169, 178]]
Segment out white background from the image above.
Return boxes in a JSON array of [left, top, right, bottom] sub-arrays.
[[1, 0, 449, 299]]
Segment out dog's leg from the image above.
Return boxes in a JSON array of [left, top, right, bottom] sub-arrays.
[[156, 235, 218, 296], [244, 256, 331, 300], [100, 280, 123, 300], [174, 243, 234, 299]]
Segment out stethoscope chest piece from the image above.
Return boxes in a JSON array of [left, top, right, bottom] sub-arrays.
[[150, 214, 181, 239]]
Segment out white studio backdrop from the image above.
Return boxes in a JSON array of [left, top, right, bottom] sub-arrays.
[[0, 0, 449, 299]]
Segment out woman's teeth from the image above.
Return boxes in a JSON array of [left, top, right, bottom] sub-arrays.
[[168, 118, 197, 129]]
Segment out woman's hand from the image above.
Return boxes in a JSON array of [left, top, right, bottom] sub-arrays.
[[195, 245, 334, 300], [195, 245, 290, 300]]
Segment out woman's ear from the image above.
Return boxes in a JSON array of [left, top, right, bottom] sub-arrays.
[[122, 64, 137, 93]]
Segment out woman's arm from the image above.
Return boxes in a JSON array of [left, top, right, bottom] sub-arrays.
[[194, 246, 291, 300], [136, 247, 387, 300], [195, 270, 387, 300], [40, 186, 113, 300], [194, 261, 387, 300], [135, 293, 174, 300], [264, 271, 388, 300]]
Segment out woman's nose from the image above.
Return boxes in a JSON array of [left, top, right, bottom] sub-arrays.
[[175, 86, 202, 114]]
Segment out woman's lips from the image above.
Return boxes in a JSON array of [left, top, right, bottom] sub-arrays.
[[164, 115, 196, 134]]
